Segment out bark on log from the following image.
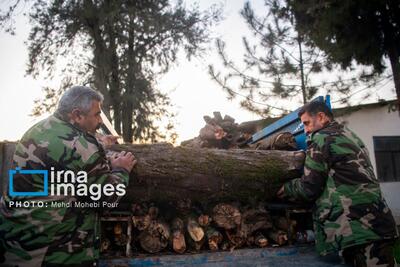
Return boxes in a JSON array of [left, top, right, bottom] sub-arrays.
[[109, 143, 305, 204], [138, 220, 170, 253], [206, 227, 223, 251], [239, 207, 272, 236], [221, 240, 230, 251], [132, 215, 151, 231], [225, 229, 246, 248], [255, 132, 297, 151], [212, 203, 241, 230]]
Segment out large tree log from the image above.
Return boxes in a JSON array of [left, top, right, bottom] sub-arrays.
[[109, 143, 305, 204]]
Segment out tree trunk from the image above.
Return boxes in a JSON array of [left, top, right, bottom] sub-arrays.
[[387, 44, 400, 116], [109, 143, 305, 204], [107, 19, 122, 135], [297, 35, 307, 104], [87, 3, 111, 119], [122, 14, 136, 143], [380, 6, 400, 116]]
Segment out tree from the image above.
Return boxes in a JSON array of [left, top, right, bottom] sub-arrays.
[[1, 0, 221, 143], [287, 0, 400, 111], [209, 0, 385, 117]]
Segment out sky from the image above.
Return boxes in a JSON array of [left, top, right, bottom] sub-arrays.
[[0, 0, 396, 143]]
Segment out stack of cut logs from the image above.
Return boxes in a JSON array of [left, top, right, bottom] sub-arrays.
[[100, 112, 311, 256], [180, 112, 297, 151], [181, 112, 241, 149], [101, 201, 312, 255]]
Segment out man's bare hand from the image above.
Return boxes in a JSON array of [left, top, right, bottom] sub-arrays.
[[110, 151, 137, 173], [277, 185, 285, 199]]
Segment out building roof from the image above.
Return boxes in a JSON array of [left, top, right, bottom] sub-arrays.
[[332, 99, 398, 117], [240, 99, 398, 132]]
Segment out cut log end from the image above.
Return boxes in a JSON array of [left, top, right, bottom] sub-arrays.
[[172, 231, 186, 254], [254, 232, 268, 247], [206, 227, 223, 251], [198, 214, 211, 227], [132, 215, 151, 231], [187, 217, 205, 242], [139, 221, 170, 253], [212, 203, 241, 230]]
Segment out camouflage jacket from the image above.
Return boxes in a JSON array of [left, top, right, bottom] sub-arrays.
[[0, 114, 130, 267], [284, 121, 398, 256]]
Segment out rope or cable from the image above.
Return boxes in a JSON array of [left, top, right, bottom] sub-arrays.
[[332, 77, 393, 104], [224, 87, 292, 113]]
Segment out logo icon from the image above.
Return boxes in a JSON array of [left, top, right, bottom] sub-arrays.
[[9, 168, 48, 197]]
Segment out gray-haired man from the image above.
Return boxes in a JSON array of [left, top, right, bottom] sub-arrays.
[[0, 86, 136, 266]]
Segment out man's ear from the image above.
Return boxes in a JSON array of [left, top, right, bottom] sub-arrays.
[[318, 112, 330, 124], [316, 112, 324, 121], [70, 108, 83, 122]]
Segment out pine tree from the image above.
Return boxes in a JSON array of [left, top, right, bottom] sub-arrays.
[[209, 0, 384, 116], [288, 0, 400, 111]]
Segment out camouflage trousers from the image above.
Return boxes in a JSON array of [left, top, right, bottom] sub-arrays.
[[342, 239, 397, 267]]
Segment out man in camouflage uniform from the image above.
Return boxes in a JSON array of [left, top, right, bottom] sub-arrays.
[[277, 101, 398, 267], [0, 86, 136, 266]]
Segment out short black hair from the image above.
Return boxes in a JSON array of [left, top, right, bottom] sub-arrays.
[[298, 101, 334, 120]]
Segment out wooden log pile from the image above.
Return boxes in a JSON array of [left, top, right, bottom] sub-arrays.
[[99, 113, 309, 256], [180, 112, 297, 151], [101, 201, 313, 255], [181, 112, 245, 149]]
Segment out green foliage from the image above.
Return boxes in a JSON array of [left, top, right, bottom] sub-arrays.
[[0, 0, 25, 35], [395, 238, 400, 263], [2, 0, 222, 143], [288, 0, 400, 106], [209, 0, 388, 117]]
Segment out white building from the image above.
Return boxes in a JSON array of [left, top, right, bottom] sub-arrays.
[[334, 100, 400, 223]]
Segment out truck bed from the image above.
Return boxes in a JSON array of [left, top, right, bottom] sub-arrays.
[[99, 244, 344, 267]]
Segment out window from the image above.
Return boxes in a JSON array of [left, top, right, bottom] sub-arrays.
[[373, 136, 400, 182]]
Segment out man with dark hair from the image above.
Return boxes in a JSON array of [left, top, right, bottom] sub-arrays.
[[0, 86, 136, 266], [298, 101, 334, 121], [277, 100, 398, 266]]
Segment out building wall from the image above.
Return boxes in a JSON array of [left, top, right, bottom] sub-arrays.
[[336, 102, 400, 223]]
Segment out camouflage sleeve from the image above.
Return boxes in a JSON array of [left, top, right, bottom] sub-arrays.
[[85, 151, 130, 204], [70, 137, 130, 205], [283, 134, 330, 202]]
